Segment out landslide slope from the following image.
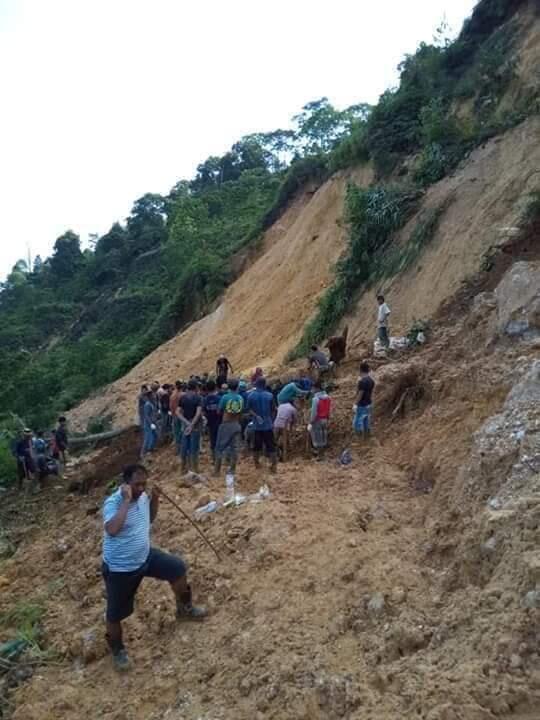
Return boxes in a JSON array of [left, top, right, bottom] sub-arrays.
[[72, 115, 539, 430], [70, 1, 540, 431], [70, 166, 373, 428]]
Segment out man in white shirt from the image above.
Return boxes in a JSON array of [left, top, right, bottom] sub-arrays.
[[377, 294, 391, 348], [273, 401, 298, 462]]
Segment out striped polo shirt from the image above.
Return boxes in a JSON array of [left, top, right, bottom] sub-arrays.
[[103, 489, 151, 572]]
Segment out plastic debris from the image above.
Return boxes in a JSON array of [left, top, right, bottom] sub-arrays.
[[225, 472, 235, 502], [194, 500, 219, 518], [389, 336, 410, 350]]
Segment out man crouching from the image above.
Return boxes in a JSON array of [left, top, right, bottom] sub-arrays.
[[102, 464, 207, 671]]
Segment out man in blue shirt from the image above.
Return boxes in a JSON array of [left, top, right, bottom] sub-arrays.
[[102, 464, 206, 671], [247, 377, 277, 473]]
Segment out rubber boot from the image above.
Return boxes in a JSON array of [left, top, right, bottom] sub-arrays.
[[106, 634, 130, 672], [176, 585, 208, 621], [214, 456, 222, 477], [253, 451, 261, 469], [269, 452, 278, 474]]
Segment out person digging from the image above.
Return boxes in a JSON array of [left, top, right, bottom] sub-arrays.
[[102, 464, 207, 671]]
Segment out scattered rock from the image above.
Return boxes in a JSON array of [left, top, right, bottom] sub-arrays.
[[367, 592, 385, 616], [481, 536, 497, 555], [509, 653, 523, 669], [69, 627, 107, 665], [391, 587, 407, 604], [52, 540, 69, 560], [522, 590, 540, 609], [195, 494, 211, 509], [314, 673, 359, 718], [181, 472, 208, 488], [488, 497, 503, 510], [495, 261, 540, 338], [239, 677, 252, 697]]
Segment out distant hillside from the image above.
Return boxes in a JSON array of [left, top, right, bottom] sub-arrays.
[[0, 0, 537, 436]]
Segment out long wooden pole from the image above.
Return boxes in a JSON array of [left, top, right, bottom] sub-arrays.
[[157, 486, 222, 562]]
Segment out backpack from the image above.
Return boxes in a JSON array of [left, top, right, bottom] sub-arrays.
[[316, 396, 331, 420], [223, 395, 243, 416]]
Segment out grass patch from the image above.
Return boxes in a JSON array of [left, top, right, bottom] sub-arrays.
[[0, 601, 47, 655], [371, 196, 453, 281]]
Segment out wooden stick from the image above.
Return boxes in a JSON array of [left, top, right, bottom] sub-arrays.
[[157, 486, 222, 562]]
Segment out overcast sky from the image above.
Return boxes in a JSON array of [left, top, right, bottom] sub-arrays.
[[0, 0, 476, 278]]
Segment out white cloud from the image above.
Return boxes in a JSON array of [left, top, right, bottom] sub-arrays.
[[0, 0, 476, 276]]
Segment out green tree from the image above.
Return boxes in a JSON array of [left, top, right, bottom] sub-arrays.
[[293, 98, 370, 153], [126, 193, 167, 254], [50, 230, 83, 279], [6, 259, 29, 288], [95, 222, 127, 256]]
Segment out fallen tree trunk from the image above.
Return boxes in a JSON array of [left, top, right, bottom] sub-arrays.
[[68, 425, 136, 449]]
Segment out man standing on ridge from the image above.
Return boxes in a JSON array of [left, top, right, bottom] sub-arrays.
[[377, 294, 391, 348], [247, 377, 277, 473], [102, 464, 206, 671], [216, 354, 233, 388]]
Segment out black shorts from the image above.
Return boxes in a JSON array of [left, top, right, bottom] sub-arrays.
[[254, 430, 276, 454], [102, 547, 187, 622]]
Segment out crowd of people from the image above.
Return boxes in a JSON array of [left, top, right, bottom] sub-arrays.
[[11, 417, 69, 492], [136, 332, 380, 475], [135, 296, 392, 477]]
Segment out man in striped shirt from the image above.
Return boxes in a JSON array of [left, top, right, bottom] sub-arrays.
[[102, 464, 206, 670]]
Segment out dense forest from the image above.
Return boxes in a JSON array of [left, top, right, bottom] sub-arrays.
[[0, 0, 537, 462]]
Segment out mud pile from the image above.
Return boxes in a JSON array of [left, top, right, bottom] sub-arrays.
[[1, 251, 539, 719]]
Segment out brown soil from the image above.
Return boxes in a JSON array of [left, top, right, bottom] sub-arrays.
[[1, 271, 539, 719], [3, 14, 539, 717]]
